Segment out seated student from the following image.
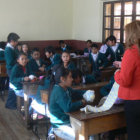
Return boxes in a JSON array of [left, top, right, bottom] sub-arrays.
[[9, 53, 34, 97], [72, 69, 96, 85], [5, 33, 20, 76], [0, 41, 6, 61], [53, 50, 76, 71], [99, 37, 109, 54], [49, 67, 88, 140], [45, 46, 61, 70], [22, 43, 31, 60], [84, 40, 92, 55], [105, 35, 124, 65], [29, 48, 46, 73], [59, 40, 71, 52], [89, 43, 108, 79], [15, 43, 22, 57]]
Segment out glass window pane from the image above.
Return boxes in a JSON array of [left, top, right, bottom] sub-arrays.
[[105, 17, 111, 28], [114, 17, 121, 29], [125, 2, 132, 15], [114, 3, 121, 16], [105, 30, 110, 39], [136, 1, 140, 15], [124, 16, 132, 27], [136, 16, 140, 20], [105, 4, 111, 16], [113, 30, 120, 42], [123, 31, 126, 43]]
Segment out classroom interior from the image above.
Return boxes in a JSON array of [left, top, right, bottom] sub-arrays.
[[0, 0, 140, 140]]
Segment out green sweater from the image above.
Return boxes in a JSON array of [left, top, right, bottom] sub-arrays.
[[10, 63, 33, 90], [49, 85, 85, 127], [5, 47, 17, 70]]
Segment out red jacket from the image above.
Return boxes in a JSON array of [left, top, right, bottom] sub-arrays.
[[115, 45, 140, 100]]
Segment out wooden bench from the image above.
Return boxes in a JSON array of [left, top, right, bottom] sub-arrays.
[[69, 105, 126, 140]]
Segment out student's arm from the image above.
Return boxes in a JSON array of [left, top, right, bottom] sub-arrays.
[[115, 49, 136, 87], [89, 53, 92, 64], [55, 89, 83, 112], [102, 54, 108, 67]]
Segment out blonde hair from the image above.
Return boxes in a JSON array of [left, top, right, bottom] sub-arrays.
[[125, 20, 140, 51]]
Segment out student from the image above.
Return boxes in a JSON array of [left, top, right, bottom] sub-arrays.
[[22, 43, 31, 60], [15, 43, 22, 56], [59, 40, 71, 52], [29, 48, 46, 73], [84, 40, 92, 55], [49, 67, 87, 140], [5, 33, 20, 76], [0, 41, 6, 61], [53, 50, 76, 72], [105, 35, 124, 64], [9, 53, 34, 97], [99, 37, 109, 54], [45, 46, 61, 70], [89, 43, 108, 79], [72, 69, 96, 85]]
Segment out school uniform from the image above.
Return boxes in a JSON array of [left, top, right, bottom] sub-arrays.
[[99, 44, 108, 54], [0, 48, 5, 60], [84, 47, 91, 54], [4, 43, 17, 76], [89, 52, 108, 78], [29, 58, 46, 73], [105, 43, 124, 64], [61, 44, 71, 52], [84, 74, 97, 84], [46, 53, 61, 70], [100, 76, 115, 96], [15, 49, 22, 57]]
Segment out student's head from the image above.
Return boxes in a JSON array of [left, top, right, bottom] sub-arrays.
[[59, 40, 65, 48], [72, 69, 83, 85], [61, 50, 70, 64], [0, 42, 6, 50], [45, 46, 55, 58], [7, 33, 20, 47], [108, 35, 116, 46], [86, 40, 92, 48], [17, 53, 28, 67], [31, 48, 40, 60], [125, 20, 140, 50], [91, 43, 99, 54], [16, 43, 22, 51], [22, 43, 29, 53]]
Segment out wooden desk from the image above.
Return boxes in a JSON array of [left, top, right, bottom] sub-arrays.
[[69, 105, 126, 140], [22, 81, 41, 128]]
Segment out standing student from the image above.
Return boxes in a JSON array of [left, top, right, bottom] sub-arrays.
[[22, 43, 31, 60], [105, 35, 124, 65], [115, 20, 140, 140], [5, 33, 20, 76], [29, 48, 46, 73], [45, 46, 61, 70], [15, 43, 22, 56], [0, 41, 6, 61], [89, 43, 108, 79], [84, 40, 92, 55], [49, 67, 87, 140], [99, 37, 109, 54], [59, 40, 71, 52]]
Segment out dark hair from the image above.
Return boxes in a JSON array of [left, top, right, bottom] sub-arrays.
[[45, 46, 55, 54], [59, 40, 65, 45], [48, 67, 71, 105], [91, 43, 99, 49], [62, 50, 70, 55], [31, 48, 39, 54], [86, 40, 92, 44], [72, 69, 83, 79], [7, 33, 20, 43], [0, 42, 6, 49], [17, 52, 27, 59], [17, 43, 22, 46], [108, 35, 116, 43]]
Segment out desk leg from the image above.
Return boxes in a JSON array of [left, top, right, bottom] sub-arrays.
[[70, 117, 88, 140], [24, 93, 30, 128]]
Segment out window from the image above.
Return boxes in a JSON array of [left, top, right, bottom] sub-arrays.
[[103, 0, 140, 43]]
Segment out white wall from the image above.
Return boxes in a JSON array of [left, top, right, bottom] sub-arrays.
[[0, 0, 73, 41], [72, 0, 103, 42]]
